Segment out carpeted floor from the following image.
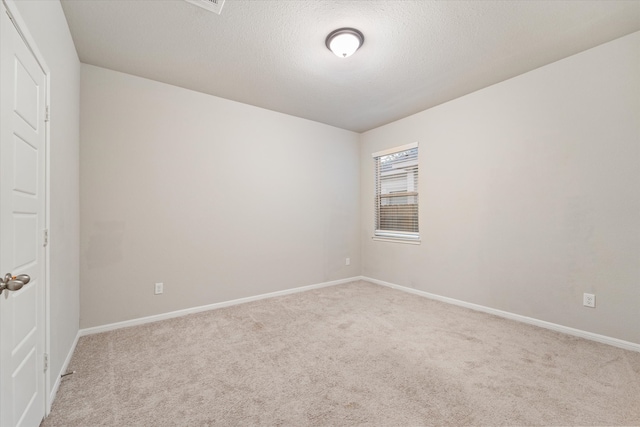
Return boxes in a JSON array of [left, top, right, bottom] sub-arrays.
[[42, 280, 640, 426]]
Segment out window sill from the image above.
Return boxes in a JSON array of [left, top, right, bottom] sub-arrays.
[[372, 237, 421, 245]]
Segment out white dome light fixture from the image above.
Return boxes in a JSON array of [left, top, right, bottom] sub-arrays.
[[326, 28, 364, 58]]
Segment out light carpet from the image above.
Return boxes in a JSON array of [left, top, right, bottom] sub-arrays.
[[42, 280, 640, 426]]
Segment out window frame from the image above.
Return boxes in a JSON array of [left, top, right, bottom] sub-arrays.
[[372, 142, 420, 244]]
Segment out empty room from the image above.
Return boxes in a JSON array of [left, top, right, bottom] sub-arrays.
[[0, 0, 639, 426]]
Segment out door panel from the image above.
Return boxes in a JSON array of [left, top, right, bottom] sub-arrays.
[[14, 136, 38, 195], [14, 58, 39, 131], [0, 4, 47, 427], [13, 216, 37, 268], [12, 282, 37, 352], [13, 348, 37, 421]]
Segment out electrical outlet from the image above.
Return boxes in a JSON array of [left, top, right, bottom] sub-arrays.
[[583, 293, 595, 308], [346, 258, 350, 266], [155, 282, 163, 295]]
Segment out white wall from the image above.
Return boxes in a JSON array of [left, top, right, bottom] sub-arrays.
[[360, 32, 640, 344], [11, 0, 81, 393], [80, 64, 360, 328]]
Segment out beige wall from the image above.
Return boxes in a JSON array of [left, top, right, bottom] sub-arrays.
[[12, 0, 81, 392], [80, 32, 638, 344], [80, 64, 361, 328], [361, 32, 640, 344]]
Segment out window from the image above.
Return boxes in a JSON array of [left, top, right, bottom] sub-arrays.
[[373, 143, 419, 242]]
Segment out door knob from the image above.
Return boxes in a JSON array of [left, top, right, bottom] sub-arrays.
[[14, 274, 30, 285], [0, 273, 29, 295]]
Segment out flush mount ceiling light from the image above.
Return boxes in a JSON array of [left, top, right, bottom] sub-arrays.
[[325, 28, 364, 58]]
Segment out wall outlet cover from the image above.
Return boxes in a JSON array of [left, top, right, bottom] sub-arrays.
[[583, 293, 595, 308]]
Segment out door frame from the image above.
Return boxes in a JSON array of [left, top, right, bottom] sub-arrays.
[[1, 0, 52, 417]]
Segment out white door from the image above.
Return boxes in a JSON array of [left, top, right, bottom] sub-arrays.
[[0, 3, 47, 427]]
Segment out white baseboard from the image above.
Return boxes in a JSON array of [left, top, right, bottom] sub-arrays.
[[80, 276, 362, 337], [48, 330, 80, 414], [363, 276, 640, 353], [78, 274, 639, 351]]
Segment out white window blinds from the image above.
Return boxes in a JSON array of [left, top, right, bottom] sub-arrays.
[[373, 143, 419, 240]]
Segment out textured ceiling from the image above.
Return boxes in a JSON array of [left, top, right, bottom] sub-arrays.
[[61, 0, 640, 133]]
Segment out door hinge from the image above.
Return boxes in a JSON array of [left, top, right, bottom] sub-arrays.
[[44, 353, 49, 372], [43, 229, 49, 247], [45, 105, 50, 122]]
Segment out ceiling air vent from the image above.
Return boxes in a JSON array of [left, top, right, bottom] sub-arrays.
[[184, 0, 225, 15]]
